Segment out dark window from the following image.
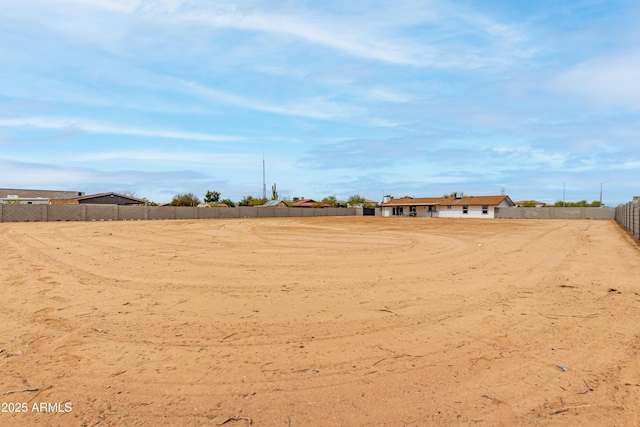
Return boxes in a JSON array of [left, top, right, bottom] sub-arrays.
[[462, 205, 468, 214], [482, 205, 489, 214]]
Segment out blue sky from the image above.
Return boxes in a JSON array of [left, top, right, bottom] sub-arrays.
[[1, 0, 639, 205]]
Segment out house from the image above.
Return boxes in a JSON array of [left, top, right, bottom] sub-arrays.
[[259, 199, 289, 208], [0, 188, 84, 200], [74, 192, 146, 205], [380, 194, 514, 218], [292, 199, 331, 208], [198, 203, 230, 208]]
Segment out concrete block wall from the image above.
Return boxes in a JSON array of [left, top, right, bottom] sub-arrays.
[[86, 205, 117, 221], [271, 208, 289, 217], [257, 208, 276, 218], [119, 206, 147, 220], [197, 208, 220, 219], [236, 207, 256, 217], [148, 206, 175, 220], [1, 204, 47, 222], [175, 207, 197, 219], [616, 201, 640, 240], [496, 207, 615, 220], [0, 204, 361, 223], [217, 208, 240, 218], [49, 205, 85, 221]]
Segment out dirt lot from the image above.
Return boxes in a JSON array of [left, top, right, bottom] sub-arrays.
[[1, 217, 639, 426]]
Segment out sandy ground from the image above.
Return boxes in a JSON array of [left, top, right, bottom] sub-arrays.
[[1, 217, 639, 426]]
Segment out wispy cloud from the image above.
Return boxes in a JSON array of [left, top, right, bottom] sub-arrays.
[[183, 81, 360, 120], [0, 117, 245, 142], [551, 51, 640, 110], [72, 149, 256, 167]]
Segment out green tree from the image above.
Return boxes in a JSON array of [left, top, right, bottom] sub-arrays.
[[204, 190, 221, 204], [238, 195, 268, 206], [322, 195, 337, 207], [249, 197, 268, 206], [170, 193, 201, 206], [554, 200, 601, 207], [238, 195, 254, 206], [521, 200, 537, 207], [347, 195, 366, 206], [219, 198, 235, 207], [140, 197, 158, 206]]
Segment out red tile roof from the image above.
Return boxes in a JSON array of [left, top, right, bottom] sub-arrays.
[[381, 195, 513, 207], [292, 199, 331, 208]]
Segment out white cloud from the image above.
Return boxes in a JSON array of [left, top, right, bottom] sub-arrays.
[[552, 52, 640, 109], [0, 117, 245, 142], [183, 81, 360, 120], [366, 88, 416, 103], [72, 149, 256, 167]]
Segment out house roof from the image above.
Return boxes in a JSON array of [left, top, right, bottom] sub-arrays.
[[198, 203, 230, 207], [75, 192, 146, 203], [260, 199, 288, 207], [381, 195, 514, 207], [292, 199, 331, 208]]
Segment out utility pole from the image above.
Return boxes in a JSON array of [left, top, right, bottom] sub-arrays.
[[262, 155, 266, 200], [600, 181, 610, 206]]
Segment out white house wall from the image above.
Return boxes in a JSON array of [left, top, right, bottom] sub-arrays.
[[381, 205, 435, 217], [438, 205, 495, 218], [382, 200, 510, 218]]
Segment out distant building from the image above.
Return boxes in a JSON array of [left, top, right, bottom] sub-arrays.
[[0, 195, 50, 205], [291, 199, 331, 208], [260, 199, 289, 208], [0, 188, 84, 200]]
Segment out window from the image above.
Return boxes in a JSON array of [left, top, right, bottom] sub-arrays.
[[392, 207, 404, 216], [482, 205, 489, 214], [409, 206, 416, 213], [462, 205, 468, 214], [447, 205, 452, 210]]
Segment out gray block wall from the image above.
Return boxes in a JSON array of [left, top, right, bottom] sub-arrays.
[[495, 207, 615, 220], [148, 206, 175, 220], [119, 206, 147, 220], [49, 205, 85, 221], [616, 201, 640, 240], [0, 205, 360, 223], [1, 204, 47, 222], [3, 204, 628, 224], [86, 205, 117, 221]]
